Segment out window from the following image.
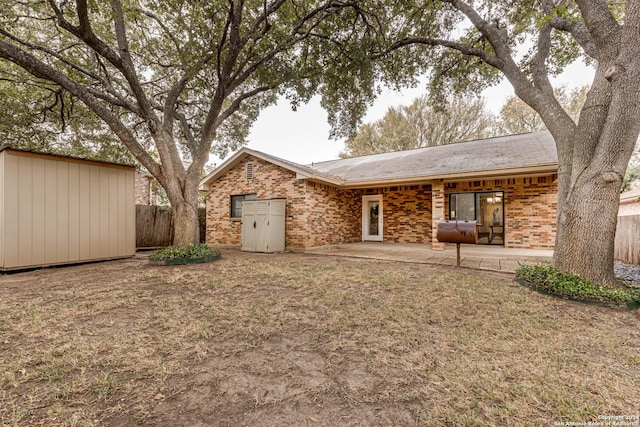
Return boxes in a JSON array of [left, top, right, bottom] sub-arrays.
[[246, 162, 254, 181], [230, 193, 256, 218], [449, 193, 475, 221], [449, 191, 504, 245]]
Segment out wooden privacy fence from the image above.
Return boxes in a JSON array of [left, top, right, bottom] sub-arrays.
[[136, 205, 173, 248], [136, 205, 207, 248], [615, 214, 640, 265]]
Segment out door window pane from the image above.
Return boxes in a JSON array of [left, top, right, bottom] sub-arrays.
[[476, 192, 503, 226], [368, 201, 379, 235]]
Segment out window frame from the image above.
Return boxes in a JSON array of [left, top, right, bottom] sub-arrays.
[[230, 193, 257, 218]]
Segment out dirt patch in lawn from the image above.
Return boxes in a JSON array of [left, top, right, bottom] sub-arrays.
[[1, 250, 639, 426]]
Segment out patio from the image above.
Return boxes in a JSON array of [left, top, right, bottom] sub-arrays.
[[304, 242, 553, 273]]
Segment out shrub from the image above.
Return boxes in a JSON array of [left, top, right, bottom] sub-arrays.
[[515, 264, 640, 303], [148, 243, 220, 261]]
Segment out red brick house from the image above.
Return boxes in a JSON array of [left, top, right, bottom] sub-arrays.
[[200, 131, 558, 250], [619, 188, 640, 216]]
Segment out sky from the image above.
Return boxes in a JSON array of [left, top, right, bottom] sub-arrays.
[[212, 59, 596, 167]]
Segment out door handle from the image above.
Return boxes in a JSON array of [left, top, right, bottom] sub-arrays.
[[253, 221, 256, 228]]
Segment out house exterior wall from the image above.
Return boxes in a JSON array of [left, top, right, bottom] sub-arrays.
[[205, 155, 557, 250], [304, 181, 360, 246], [206, 156, 308, 248], [443, 175, 557, 249], [619, 201, 640, 216], [359, 185, 433, 244], [0, 149, 136, 270], [135, 170, 152, 205], [206, 157, 366, 249]]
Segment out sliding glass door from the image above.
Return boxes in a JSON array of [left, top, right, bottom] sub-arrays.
[[449, 191, 504, 245]]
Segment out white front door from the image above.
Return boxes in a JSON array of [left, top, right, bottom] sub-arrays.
[[362, 195, 383, 241]]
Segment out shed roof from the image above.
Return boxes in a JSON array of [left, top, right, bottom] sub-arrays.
[[0, 145, 136, 170], [200, 131, 558, 189]]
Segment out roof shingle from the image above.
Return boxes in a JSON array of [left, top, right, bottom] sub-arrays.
[[310, 131, 557, 183]]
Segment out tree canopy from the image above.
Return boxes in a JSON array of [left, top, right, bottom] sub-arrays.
[[0, 0, 381, 244], [0, 66, 133, 163], [341, 95, 495, 157]]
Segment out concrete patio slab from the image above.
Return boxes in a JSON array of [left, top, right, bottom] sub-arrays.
[[304, 242, 553, 273]]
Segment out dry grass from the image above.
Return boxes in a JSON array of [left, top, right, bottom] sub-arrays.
[[1, 250, 639, 426]]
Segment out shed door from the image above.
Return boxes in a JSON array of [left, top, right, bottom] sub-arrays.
[[241, 200, 256, 251], [267, 199, 286, 252], [255, 200, 270, 252]]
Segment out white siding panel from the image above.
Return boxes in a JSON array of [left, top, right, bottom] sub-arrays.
[[78, 164, 92, 260], [107, 168, 119, 257], [116, 171, 127, 255], [57, 162, 70, 262], [99, 168, 110, 259], [18, 156, 33, 266], [44, 159, 58, 264], [3, 154, 19, 268], [125, 170, 135, 255], [68, 163, 80, 261], [89, 166, 101, 260], [31, 158, 46, 266]]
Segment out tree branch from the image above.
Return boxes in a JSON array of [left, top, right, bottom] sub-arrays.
[[109, 0, 155, 119], [531, 23, 555, 96], [383, 36, 503, 69], [548, 17, 599, 59], [575, 0, 620, 52], [0, 38, 163, 180]]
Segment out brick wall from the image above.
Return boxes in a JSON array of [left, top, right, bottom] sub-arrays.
[[304, 181, 361, 246], [206, 156, 369, 249], [444, 176, 557, 248], [135, 170, 151, 205], [383, 185, 432, 243], [619, 201, 640, 216]]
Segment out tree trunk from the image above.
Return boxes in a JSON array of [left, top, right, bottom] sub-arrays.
[[553, 163, 622, 287], [172, 200, 200, 246], [553, 121, 640, 285], [163, 163, 202, 247]]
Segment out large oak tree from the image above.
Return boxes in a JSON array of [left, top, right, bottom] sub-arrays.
[[362, 0, 640, 286], [0, 0, 374, 245]]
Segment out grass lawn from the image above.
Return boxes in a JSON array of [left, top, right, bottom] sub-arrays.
[[1, 250, 639, 426]]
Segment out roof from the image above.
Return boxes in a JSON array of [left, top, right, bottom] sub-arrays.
[[200, 148, 344, 189], [311, 131, 557, 185], [620, 188, 640, 203], [200, 131, 558, 189], [0, 145, 136, 169]]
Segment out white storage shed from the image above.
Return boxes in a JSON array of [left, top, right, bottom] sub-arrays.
[[0, 147, 136, 271], [241, 199, 286, 253]]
